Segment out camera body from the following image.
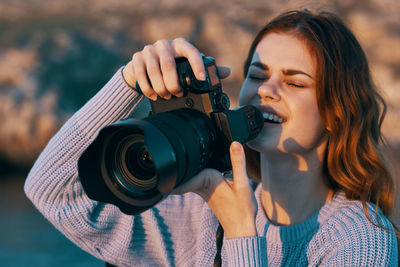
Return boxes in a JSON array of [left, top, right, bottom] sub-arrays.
[[149, 56, 228, 114], [78, 56, 263, 215], [146, 56, 261, 166]]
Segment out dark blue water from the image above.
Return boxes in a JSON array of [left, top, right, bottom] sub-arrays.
[[0, 175, 103, 267], [2, 170, 399, 266]]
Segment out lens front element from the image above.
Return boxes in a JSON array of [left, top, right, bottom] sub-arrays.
[[113, 135, 157, 194]]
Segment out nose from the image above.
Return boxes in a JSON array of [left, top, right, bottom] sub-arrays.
[[257, 80, 281, 102]]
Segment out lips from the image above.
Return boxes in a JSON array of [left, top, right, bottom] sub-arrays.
[[256, 105, 287, 124]]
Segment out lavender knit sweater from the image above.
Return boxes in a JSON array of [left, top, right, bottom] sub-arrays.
[[24, 69, 398, 266]]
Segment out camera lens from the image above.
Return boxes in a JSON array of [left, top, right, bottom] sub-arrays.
[[125, 141, 155, 180], [79, 108, 225, 215], [113, 135, 157, 193]]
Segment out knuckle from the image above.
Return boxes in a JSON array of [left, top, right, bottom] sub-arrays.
[[154, 39, 169, 48], [146, 63, 159, 75], [132, 52, 142, 62], [173, 37, 186, 44], [134, 66, 145, 77], [172, 37, 190, 49], [142, 44, 154, 55], [146, 67, 158, 77], [201, 169, 216, 191], [162, 58, 176, 72]]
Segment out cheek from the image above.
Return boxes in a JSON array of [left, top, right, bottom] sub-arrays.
[[292, 91, 320, 120], [238, 86, 247, 106], [286, 94, 324, 143], [238, 80, 253, 106]]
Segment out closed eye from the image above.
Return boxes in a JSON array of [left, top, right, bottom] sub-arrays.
[[287, 82, 305, 88]]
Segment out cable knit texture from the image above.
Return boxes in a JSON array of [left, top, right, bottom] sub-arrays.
[[25, 69, 398, 267]]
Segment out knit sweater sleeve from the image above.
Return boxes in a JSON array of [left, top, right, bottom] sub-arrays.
[[223, 236, 268, 266], [317, 204, 398, 267], [23, 68, 208, 266], [23, 68, 141, 260]]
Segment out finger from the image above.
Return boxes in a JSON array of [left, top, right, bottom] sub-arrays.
[[132, 52, 157, 100], [122, 61, 137, 89], [170, 169, 209, 195], [217, 66, 232, 79], [172, 38, 206, 81], [154, 40, 182, 97], [170, 169, 223, 197], [143, 45, 171, 100], [229, 141, 249, 188]]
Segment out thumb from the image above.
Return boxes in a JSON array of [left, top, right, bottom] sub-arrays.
[[217, 66, 232, 79], [229, 141, 249, 188]]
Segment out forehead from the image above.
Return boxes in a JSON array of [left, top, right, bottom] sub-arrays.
[[252, 32, 316, 76]]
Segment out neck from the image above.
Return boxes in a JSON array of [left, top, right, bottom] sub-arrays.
[[259, 144, 333, 226]]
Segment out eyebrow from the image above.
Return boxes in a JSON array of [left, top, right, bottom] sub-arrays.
[[249, 61, 313, 79]]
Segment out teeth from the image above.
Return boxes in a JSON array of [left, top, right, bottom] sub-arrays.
[[262, 112, 284, 123]]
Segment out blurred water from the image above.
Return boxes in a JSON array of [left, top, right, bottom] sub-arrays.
[[0, 175, 103, 267], [1, 162, 398, 266]]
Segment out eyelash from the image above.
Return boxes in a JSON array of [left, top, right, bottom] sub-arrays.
[[248, 76, 305, 88], [287, 82, 305, 88]]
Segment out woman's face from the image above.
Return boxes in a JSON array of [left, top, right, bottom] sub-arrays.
[[239, 32, 326, 156]]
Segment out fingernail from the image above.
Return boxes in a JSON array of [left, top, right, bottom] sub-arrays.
[[198, 72, 206, 81], [231, 141, 242, 152]]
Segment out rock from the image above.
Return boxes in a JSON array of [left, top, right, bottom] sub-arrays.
[[0, 0, 399, 172]]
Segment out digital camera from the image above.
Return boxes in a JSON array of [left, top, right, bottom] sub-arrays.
[[78, 56, 263, 215]]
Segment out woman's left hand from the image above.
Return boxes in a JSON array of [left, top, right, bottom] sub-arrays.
[[171, 141, 257, 239]]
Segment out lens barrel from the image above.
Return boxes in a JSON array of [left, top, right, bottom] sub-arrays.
[[79, 108, 219, 215]]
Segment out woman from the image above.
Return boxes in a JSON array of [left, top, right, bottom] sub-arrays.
[[25, 9, 398, 266]]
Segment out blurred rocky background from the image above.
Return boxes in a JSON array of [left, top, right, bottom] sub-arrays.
[[0, 0, 399, 265]]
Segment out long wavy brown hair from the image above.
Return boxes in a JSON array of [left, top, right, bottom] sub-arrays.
[[243, 10, 397, 232]]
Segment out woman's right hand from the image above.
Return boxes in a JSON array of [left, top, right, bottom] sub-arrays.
[[122, 38, 231, 101]]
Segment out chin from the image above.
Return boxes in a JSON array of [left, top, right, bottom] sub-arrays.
[[245, 135, 281, 154]]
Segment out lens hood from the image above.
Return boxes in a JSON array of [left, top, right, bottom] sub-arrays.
[[78, 119, 179, 215]]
